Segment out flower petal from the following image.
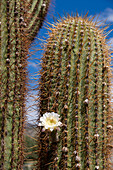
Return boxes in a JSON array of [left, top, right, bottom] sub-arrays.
[[38, 112, 62, 132]]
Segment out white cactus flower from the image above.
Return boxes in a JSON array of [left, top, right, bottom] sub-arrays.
[[38, 112, 62, 131]]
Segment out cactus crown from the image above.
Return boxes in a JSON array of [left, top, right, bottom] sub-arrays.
[[37, 15, 113, 169]]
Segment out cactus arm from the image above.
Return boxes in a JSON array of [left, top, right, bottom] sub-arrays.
[[26, 0, 51, 41]]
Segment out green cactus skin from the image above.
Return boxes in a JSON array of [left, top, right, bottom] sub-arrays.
[[0, 0, 51, 169], [25, 0, 51, 42], [38, 15, 113, 169]]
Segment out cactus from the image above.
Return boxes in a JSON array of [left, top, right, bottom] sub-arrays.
[[0, 0, 50, 169], [38, 15, 113, 169], [0, 0, 27, 169]]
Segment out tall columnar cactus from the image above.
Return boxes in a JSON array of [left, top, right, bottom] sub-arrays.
[[0, 1, 26, 169], [0, 0, 50, 169], [38, 15, 113, 169]]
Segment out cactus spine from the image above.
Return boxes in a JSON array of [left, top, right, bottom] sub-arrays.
[[38, 15, 113, 169], [0, 0, 50, 169]]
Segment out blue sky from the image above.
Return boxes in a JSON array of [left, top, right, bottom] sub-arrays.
[[27, 0, 113, 122]]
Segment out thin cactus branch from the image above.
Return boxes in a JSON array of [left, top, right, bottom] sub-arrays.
[[25, 0, 51, 42]]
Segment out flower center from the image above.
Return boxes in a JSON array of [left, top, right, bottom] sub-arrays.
[[46, 117, 57, 125]]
